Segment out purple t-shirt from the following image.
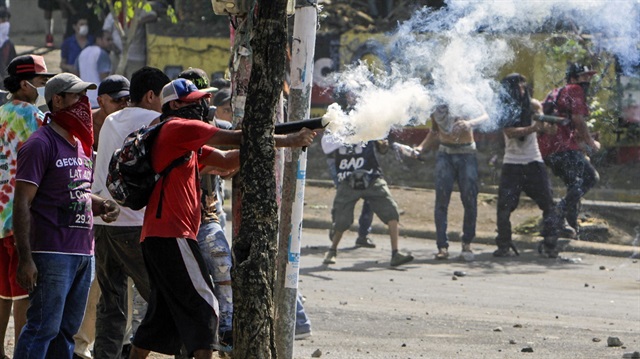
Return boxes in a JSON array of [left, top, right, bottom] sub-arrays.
[[16, 125, 94, 255]]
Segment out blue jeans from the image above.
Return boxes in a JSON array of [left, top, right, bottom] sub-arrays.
[[197, 220, 233, 334], [295, 292, 311, 334], [14, 253, 93, 359], [434, 152, 478, 249]]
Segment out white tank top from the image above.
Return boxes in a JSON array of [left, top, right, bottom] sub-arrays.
[[502, 131, 543, 164]]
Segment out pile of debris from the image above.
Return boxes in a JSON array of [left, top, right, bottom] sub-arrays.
[[317, 0, 444, 34]]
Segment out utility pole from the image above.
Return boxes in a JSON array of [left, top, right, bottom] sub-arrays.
[[275, 1, 318, 358]]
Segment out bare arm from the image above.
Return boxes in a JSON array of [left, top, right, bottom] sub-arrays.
[[13, 181, 38, 291], [571, 114, 600, 152], [503, 123, 541, 139], [465, 111, 490, 128], [504, 99, 544, 138], [205, 127, 316, 148], [201, 149, 240, 171], [415, 121, 440, 153]]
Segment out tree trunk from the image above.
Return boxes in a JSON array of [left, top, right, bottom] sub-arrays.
[[231, 0, 289, 358]]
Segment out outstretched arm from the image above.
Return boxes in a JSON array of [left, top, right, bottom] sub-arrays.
[[415, 120, 440, 154], [206, 127, 317, 148], [571, 114, 600, 152]]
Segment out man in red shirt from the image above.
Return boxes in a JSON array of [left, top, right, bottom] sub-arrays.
[[537, 63, 600, 240], [129, 79, 316, 359]]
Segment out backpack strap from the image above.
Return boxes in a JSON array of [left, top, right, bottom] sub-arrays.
[[554, 86, 569, 117], [155, 151, 194, 219]]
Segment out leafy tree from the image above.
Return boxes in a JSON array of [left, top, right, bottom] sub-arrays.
[[93, 0, 175, 74]]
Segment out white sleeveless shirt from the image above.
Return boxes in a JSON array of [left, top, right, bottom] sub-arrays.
[[502, 131, 543, 164]]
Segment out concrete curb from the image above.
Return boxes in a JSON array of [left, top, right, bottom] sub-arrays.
[[301, 217, 638, 258], [302, 179, 638, 258]]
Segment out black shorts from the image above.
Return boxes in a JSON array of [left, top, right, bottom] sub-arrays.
[[134, 237, 219, 355]]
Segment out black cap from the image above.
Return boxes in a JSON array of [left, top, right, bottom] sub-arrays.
[[0, 8, 11, 20], [178, 67, 217, 93], [98, 75, 130, 99], [213, 88, 231, 106], [565, 63, 596, 80], [211, 78, 231, 90]]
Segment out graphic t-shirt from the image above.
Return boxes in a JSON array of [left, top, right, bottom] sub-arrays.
[[16, 125, 94, 255], [141, 118, 218, 242], [334, 141, 383, 183], [0, 100, 45, 238], [538, 84, 589, 157]]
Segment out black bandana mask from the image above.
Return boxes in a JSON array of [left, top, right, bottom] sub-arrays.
[[160, 102, 206, 121], [579, 82, 591, 95], [199, 98, 210, 120]]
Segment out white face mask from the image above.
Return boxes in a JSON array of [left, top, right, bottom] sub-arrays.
[[78, 25, 89, 36], [0, 22, 10, 42], [26, 81, 47, 108]]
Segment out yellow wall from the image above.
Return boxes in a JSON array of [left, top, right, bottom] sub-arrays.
[[146, 34, 231, 79]]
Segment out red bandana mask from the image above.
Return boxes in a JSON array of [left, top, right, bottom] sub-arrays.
[[47, 95, 94, 156]]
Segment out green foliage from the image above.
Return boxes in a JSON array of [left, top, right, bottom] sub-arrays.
[[93, 0, 177, 24]]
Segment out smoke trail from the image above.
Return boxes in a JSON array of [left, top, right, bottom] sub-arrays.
[[323, 0, 640, 144]]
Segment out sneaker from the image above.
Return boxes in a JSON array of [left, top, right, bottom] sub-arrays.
[[45, 33, 54, 48], [460, 243, 474, 261], [355, 236, 376, 248], [493, 247, 513, 257], [219, 330, 233, 352], [323, 249, 337, 264], [559, 225, 577, 239], [435, 247, 449, 260], [390, 251, 414, 267], [294, 328, 312, 340], [537, 241, 559, 259], [541, 247, 559, 258]]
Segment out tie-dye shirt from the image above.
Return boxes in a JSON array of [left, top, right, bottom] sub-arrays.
[[0, 100, 45, 238]]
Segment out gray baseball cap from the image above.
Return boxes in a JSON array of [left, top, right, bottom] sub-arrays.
[[45, 73, 97, 105]]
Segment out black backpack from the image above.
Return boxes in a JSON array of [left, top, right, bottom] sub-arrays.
[[106, 119, 191, 213]]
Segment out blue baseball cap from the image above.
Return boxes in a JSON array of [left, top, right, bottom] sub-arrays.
[[161, 78, 211, 106]]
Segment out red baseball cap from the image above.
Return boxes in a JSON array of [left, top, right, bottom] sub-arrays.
[[7, 55, 57, 79]]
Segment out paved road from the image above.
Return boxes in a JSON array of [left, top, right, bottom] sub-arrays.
[[293, 229, 640, 359]]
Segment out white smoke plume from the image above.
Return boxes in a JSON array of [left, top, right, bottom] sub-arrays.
[[323, 0, 640, 144]]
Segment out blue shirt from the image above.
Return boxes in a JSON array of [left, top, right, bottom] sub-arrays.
[[60, 34, 95, 66]]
